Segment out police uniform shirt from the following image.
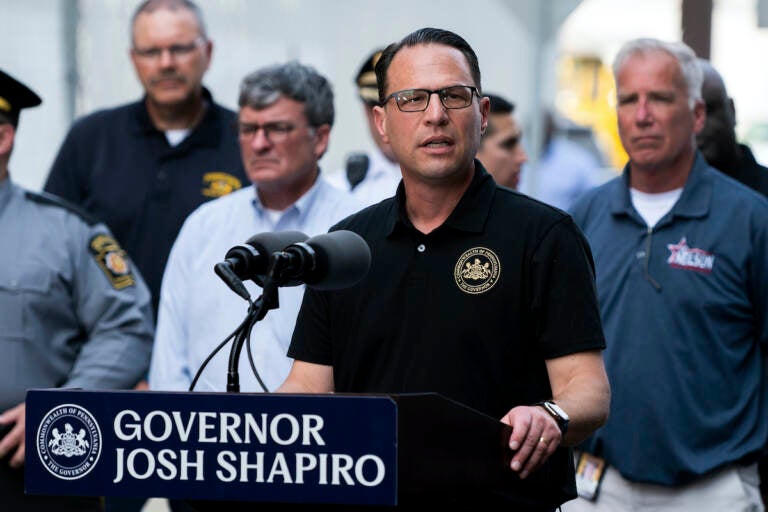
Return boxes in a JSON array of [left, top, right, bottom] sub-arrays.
[[0, 177, 154, 411], [43, 88, 246, 314], [288, 162, 606, 508], [327, 146, 402, 207]]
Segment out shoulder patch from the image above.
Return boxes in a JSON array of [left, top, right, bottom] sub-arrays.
[[89, 234, 135, 289], [25, 191, 99, 226], [201, 172, 243, 198]]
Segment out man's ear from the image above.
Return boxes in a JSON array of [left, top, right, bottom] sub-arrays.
[[312, 123, 332, 159], [692, 99, 706, 135], [372, 105, 389, 144]]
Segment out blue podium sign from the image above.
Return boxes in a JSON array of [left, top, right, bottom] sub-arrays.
[[25, 389, 398, 505]]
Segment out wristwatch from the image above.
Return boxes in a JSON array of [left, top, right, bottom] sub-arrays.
[[535, 401, 569, 435]]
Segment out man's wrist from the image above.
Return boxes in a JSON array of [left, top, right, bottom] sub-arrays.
[[534, 400, 570, 435]]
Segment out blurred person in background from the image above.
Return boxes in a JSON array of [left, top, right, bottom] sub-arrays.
[[523, 109, 607, 210], [149, 61, 361, 395], [696, 58, 768, 197], [476, 92, 528, 189], [327, 48, 401, 206], [44, 0, 246, 318]]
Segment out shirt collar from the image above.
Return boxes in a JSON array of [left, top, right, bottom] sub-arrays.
[[132, 87, 224, 148], [251, 171, 325, 222], [611, 151, 712, 220], [386, 159, 496, 237]]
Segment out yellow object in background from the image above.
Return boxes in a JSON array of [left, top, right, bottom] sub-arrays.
[[555, 54, 627, 171]]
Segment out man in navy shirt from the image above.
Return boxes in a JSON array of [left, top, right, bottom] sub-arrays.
[[44, 0, 246, 317], [564, 38, 768, 512]]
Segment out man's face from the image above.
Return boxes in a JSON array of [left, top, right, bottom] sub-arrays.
[[130, 7, 212, 109], [238, 96, 329, 195], [477, 112, 528, 189], [696, 70, 737, 170], [615, 50, 704, 174], [373, 44, 489, 185]]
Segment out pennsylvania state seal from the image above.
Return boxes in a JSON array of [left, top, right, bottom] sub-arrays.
[[454, 247, 501, 294], [37, 404, 101, 480]]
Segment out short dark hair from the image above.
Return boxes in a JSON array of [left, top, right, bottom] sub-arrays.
[[130, 0, 207, 45], [482, 93, 515, 139], [486, 93, 515, 115], [374, 27, 482, 103]]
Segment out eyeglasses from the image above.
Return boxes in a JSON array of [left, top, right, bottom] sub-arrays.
[[384, 85, 479, 112], [237, 122, 296, 143], [133, 36, 205, 60]]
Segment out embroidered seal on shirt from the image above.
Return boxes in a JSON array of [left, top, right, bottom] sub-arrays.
[[201, 172, 243, 198], [37, 403, 102, 480], [89, 234, 135, 289], [454, 247, 501, 294], [667, 237, 715, 274]]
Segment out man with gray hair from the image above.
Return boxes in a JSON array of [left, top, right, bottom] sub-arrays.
[[148, 61, 360, 395], [564, 38, 768, 511]]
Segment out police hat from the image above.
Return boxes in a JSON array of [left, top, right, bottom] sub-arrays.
[[0, 69, 42, 127], [355, 48, 383, 106]]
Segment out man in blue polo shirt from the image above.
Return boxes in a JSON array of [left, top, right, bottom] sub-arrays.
[[564, 38, 768, 512], [43, 0, 246, 317]]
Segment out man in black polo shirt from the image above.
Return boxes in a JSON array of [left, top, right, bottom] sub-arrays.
[[43, 0, 246, 317], [278, 28, 610, 511]]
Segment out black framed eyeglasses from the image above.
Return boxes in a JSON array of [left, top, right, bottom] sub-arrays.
[[384, 85, 479, 112], [133, 36, 205, 60]]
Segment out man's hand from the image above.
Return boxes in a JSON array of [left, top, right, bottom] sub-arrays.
[[0, 402, 26, 468], [501, 404, 561, 479]]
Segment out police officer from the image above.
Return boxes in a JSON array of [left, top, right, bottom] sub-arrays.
[[327, 48, 402, 206], [0, 69, 154, 511]]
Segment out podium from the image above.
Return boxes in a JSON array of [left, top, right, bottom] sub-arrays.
[[25, 389, 573, 508]]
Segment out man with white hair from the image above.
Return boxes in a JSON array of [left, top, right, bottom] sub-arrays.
[[564, 38, 768, 512]]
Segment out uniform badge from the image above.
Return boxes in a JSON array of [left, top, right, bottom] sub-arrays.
[[454, 247, 501, 295], [36, 403, 102, 480], [201, 172, 243, 198], [89, 234, 135, 289]]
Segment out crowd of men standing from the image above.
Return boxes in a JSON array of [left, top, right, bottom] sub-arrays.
[[1, 0, 767, 511]]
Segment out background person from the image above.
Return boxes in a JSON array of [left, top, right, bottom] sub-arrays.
[[148, 61, 361, 393], [696, 58, 768, 197], [327, 48, 401, 206], [278, 27, 610, 511], [476, 92, 528, 189], [0, 68, 153, 512], [43, 0, 246, 317], [564, 38, 768, 512]]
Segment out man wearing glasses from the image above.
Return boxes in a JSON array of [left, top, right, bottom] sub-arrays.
[[43, 0, 246, 319], [277, 28, 610, 510], [148, 61, 360, 398]]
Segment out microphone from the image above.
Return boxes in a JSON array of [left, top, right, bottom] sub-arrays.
[[214, 230, 308, 299], [277, 230, 371, 290]]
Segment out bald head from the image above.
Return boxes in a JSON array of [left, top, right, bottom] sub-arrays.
[[696, 59, 738, 173]]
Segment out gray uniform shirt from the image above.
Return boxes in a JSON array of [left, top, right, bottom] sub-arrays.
[[0, 177, 153, 411]]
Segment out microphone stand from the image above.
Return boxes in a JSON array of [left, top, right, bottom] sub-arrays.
[[225, 252, 290, 393]]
